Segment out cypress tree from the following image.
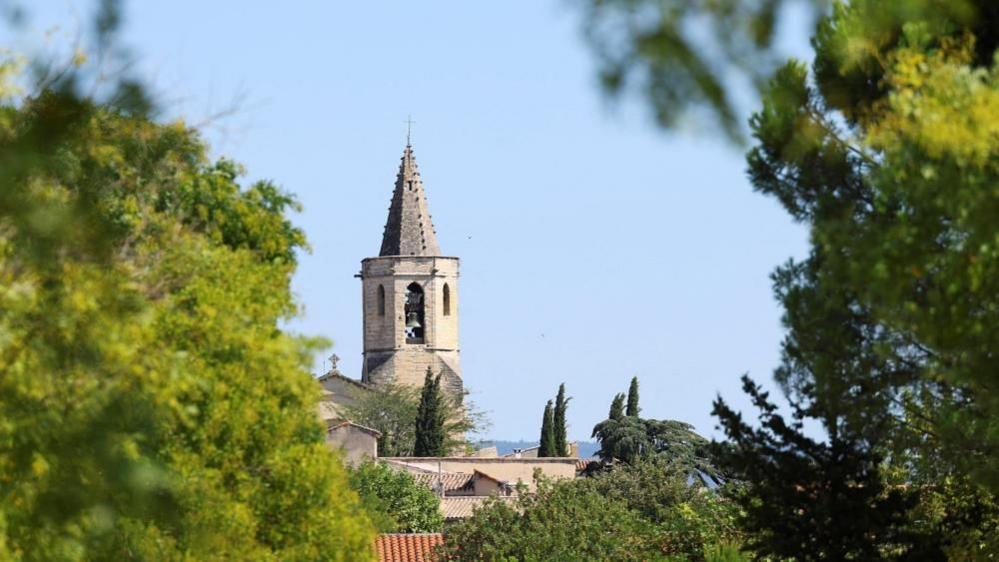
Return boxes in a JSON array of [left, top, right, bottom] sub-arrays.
[[626, 376, 640, 417], [553, 383, 570, 457], [609, 393, 625, 421], [414, 367, 446, 456], [538, 400, 556, 457]]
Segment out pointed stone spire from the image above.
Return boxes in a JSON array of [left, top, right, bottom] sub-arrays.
[[379, 144, 441, 256]]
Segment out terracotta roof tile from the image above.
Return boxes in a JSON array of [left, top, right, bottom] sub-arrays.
[[412, 472, 474, 493], [375, 533, 444, 562], [439, 496, 517, 520]]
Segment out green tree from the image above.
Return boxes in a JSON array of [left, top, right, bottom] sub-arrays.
[[443, 463, 742, 561], [626, 376, 641, 417], [713, 377, 936, 560], [413, 368, 446, 457], [579, 0, 999, 553], [347, 460, 444, 533], [0, 72, 375, 560], [609, 392, 626, 420], [580, 0, 999, 494], [592, 413, 717, 482], [553, 383, 570, 457], [344, 381, 488, 457], [587, 459, 743, 559], [441, 475, 666, 561], [344, 384, 420, 456], [537, 400, 556, 457]]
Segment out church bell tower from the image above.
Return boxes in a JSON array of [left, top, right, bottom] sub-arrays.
[[359, 143, 462, 395]]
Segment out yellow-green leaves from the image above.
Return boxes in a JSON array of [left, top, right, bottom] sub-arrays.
[[0, 78, 375, 560]]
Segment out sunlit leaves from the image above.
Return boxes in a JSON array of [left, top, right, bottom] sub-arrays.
[[0, 71, 375, 560]]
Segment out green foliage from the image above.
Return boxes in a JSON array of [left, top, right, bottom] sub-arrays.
[[538, 400, 556, 457], [442, 474, 667, 561], [586, 459, 743, 559], [592, 384, 718, 482], [577, 0, 828, 141], [703, 543, 751, 562], [609, 392, 626, 420], [0, 66, 375, 559], [713, 377, 936, 560], [347, 460, 444, 533], [413, 368, 446, 457], [444, 462, 742, 561], [344, 384, 420, 457], [344, 380, 486, 457], [583, 0, 999, 554], [626, 376, 641, 417], [592, 416, 718, 481], [722, 0, 999, 554], [553, 383, 569, 457]]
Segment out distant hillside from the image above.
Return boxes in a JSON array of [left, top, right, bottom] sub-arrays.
[[481, 440, 600, 459]]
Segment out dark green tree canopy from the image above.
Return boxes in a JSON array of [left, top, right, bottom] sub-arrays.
[[626, 376, 641, 417], [538, 400, 556, 458], [413, 368, 447, 457], [553, 383, 570, 457], [609, 392, 626, 421]]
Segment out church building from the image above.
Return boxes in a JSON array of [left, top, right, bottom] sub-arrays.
[[359, 143, 463, 395], [318, 142, 463, 420]]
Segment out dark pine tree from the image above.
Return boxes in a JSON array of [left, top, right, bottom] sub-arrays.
[[626, 376, 640, 417], [712, 376, 935, 560], [538, 400, 556, 457], [413, 367, 446, 456], [608, 393, 625, 421], [553, 383, 570, 457]]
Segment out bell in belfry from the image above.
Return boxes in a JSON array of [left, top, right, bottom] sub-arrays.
[[406, 311, 422, 328]]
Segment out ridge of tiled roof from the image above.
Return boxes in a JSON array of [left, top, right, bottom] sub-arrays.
[[375, 533, 444, 562], [325, 420, 382, 437]]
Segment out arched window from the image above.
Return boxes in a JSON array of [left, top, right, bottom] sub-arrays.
[[404, 282, 425, 343], [377, 285, 385, 316], [442, 283, 451, 316]]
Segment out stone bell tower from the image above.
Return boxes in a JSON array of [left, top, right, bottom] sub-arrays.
[[359, 143, 462, 395]]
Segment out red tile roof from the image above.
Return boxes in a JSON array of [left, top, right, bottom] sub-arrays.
[[375, 533, 444, 562]]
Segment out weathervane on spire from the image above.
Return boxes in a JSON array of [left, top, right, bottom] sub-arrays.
[[405, 115, 415, 146]]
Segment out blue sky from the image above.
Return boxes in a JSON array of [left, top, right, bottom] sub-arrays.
[[11, 2, 811, 442]]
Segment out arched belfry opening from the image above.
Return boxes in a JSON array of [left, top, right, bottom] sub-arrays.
[[377, 285, 385, 316], [443, 283, 451, 316], [404, 282, 425, 344]]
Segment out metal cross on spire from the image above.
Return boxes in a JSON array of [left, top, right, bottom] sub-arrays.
[[405, 115, 415, 146]]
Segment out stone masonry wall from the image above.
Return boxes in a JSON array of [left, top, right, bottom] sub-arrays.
[[360, 256, 461, 392]]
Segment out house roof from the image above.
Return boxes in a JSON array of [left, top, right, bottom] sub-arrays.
[[412, 472, 475, 494], [379, 144, 441, 257], [317, 370, 370, 390], [439, 496, 517, 520], [326, 420, 382, 438], [472, 469, 509, 485], [375, 533, 443, 562]]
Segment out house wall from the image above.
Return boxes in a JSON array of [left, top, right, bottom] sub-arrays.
[[326, 425, 378, 466]]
